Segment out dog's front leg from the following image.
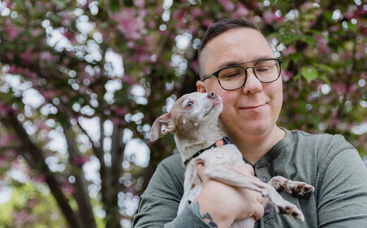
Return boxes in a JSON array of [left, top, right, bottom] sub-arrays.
[[204, 165, 305, 221], [178, 158, 204, 215]]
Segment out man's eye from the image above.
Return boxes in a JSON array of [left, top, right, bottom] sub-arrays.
[[186, 101, 193, 107]]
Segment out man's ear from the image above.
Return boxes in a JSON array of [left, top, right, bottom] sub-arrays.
[[196, 80, 207, 93], [150, 113, 175, 142]]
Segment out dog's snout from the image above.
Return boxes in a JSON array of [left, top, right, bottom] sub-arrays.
[[207, 92, 217, 99]]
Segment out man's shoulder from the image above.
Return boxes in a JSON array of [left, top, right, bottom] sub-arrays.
[[286, 128, 351, 147], [157, 154, 185, 180], [160, 154, 183, 168], [284, 128, 357, 160]]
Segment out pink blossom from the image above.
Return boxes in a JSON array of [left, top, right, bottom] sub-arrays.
[[33, 175, 46, 183], [282, 45, 296, 56], [62, 30, 76, 42], [127, 41, 135, 48], [308, 20, 316, 27], [172, 9, 186, 29], [122, 74, 137, 85], [110, 8, 145, 40], [40, 51, 58, 62], [20, 48, 34, 64], [190, 59, 199, 72], [62, 182, 75, 194], [31, 28, 43, 37], [147, 21, 155, 29], [111, 118, 125, 126], [134, 0, 145, 8], [0, 103, 11, 116], [300, 1, 314, 11], [143, 36, 154, 52], [348, 84, 357, 93], [332, 84, 346, 95], [314, 35, 329, 54], [330, 25, 340, 32], [234, 3, 249, 18], [219, 0, 235, 11], [8, 65, 22, 74], [190, 7, 202, 17], [341, 51, 352, 59], [6, 19, 19, 39], [111, 106, 129, 116], [281, 70, 294, 82], [156, 5, 164, 15], [13, 210, 34, 227], [6, 52, 14, 60], [74, 156, 90, 165], [203, 19, 214, 28], [345, 5, 358, 19], [263, 11, 276, 25], [61, 95, 70, 103], [1, 134, 17, 146]]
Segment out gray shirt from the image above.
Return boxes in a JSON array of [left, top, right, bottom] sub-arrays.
[[133, 129, 367, 227]]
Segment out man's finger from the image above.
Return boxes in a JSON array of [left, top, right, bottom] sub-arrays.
[[252, 202, 265, 221], [196, 162, 207, 183], [236, 164, 255, 176]]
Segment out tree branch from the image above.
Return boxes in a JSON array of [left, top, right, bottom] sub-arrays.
[[1, 110, 83, 228]]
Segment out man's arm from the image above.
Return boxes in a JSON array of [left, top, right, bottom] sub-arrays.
[[317, 136, 367, 227], [133, 155, 212, 228]]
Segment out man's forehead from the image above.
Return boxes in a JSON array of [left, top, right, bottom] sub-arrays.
[[200, 28, 273, 74]]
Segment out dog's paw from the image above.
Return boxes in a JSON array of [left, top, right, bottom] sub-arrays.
[[276, 202, 305, 221], [283, 181, 315, 196]]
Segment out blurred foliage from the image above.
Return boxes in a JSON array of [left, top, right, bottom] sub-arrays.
[[0, 0, 366, 227]]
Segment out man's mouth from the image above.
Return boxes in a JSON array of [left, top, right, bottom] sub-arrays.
[[240, 103, 267, 110]]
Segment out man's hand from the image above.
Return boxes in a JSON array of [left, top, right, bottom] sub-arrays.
[[191, 163, 264, 228]]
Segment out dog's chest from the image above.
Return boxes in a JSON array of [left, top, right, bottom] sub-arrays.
[[199, 144, 244, 167]]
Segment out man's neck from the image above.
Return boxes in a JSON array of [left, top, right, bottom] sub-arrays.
[[229, 126, 285, 164]]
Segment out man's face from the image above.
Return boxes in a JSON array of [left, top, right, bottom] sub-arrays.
[[196, 28, 283, 138]]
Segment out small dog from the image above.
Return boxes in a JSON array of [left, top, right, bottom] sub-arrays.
[[150, 92, 314, 228]]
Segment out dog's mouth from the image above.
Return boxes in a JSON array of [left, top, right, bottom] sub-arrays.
[[203, 99, 222, 118]]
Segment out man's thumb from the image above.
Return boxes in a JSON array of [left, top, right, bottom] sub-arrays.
[[196, 162, 206, 181]]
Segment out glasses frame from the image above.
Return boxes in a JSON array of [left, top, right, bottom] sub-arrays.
[[201, 58, 283, 91]]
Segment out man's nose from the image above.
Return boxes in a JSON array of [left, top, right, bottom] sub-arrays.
[[242, 68, 262, 94], [207, 92, 218, 99]]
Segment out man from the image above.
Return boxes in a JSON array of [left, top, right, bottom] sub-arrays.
[[133, 18, 367, 228]]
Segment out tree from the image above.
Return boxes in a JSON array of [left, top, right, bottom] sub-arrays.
[[0, 0, 366, 227]]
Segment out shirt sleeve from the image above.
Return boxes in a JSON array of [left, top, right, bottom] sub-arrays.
[[133, 155, 211, 228], [316, 135, 367, 228]]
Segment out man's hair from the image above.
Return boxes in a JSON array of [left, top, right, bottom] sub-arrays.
[[198, 18, 262, 78]]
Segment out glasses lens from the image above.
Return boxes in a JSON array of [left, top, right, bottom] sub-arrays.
[[218, 67, 246, 90], [254, 59, 281, 82]]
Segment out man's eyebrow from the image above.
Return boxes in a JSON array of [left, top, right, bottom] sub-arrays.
[[217, 55, 275, 70]]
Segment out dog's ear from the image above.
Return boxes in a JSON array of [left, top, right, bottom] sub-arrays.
[[150, 113, 175, 142]]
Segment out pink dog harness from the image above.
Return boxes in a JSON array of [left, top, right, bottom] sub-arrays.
[[183, 137, 232, 166]]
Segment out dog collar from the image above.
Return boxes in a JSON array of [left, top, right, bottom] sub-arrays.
[[183, 137, 232, 166]]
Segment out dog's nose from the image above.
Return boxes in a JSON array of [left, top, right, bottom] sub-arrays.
[[207, 92, 218, 99]]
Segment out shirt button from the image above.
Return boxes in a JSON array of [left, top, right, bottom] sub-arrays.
[[264, 208, 271, 216], [261, 177, 267, 183]]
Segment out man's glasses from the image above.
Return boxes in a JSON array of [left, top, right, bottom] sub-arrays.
[[201, 58, 283, 91]]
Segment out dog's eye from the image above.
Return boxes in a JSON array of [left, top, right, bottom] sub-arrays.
[[186, 101, 193, 107]]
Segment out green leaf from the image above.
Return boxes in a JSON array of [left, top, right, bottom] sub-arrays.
[[124, 0, 134, 7], [300, 35, 316, 45], [110, 0, 121, 13], [319, 73, 331, 86], [315, 63, 334, 73], [301, 67, 318, 83], [53, 0, 66, 8], [280, 34, 298, 45]]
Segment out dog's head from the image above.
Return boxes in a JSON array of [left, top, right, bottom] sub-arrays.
[[150, 92, 223, 142]]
